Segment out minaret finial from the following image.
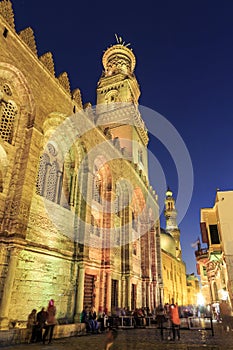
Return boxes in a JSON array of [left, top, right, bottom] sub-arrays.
[[115, 33, 120, 44], [114, 34, 131, 47]]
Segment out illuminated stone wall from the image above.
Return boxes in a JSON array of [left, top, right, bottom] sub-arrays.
[[11, 249, 76, 321], [186, 274, 200, 305], [161, 249, 187, 306]]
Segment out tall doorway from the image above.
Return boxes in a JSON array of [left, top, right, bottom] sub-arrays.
[[131, 284, 137, 310], [83, 274, 95, 308], [111, 279, 118, 311]]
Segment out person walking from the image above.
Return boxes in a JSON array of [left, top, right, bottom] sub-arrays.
[[156, 304, 166, 340], [220, 299, 232, 332], [104, 328, 118, 350], [169, 299, 180, 341], [42, 299, 57, 345]]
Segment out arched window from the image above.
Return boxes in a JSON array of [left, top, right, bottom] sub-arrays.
[[133, 242, 137, 255], [36, 153, 63, 205], [105, 90, 119, 110], [90, 214, 100, 237], [0, 101, 17, 143], [115, 190, 120, 216], [132, 212, 137, 230], [138, 148, 143, 164], [46, 161, 59, 202], [93, 173, 102, 203]]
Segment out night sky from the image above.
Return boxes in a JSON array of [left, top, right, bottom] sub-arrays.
[[10, 0, 233, 274]]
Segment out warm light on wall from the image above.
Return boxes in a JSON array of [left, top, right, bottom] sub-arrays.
[[219, 289, 228, 301], [197, 292, 205, 306]]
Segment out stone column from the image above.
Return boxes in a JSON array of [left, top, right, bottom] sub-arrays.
[[74, 265, 85, 323], [106, 272, 112, 315], [0, 247, 20, 330], [127, 276, 131, 310], [121, 278, 126, 307], [118, 279, 122, 308], [98, 270, 105, 314], [146, 282, 151, 309], [152, 281, 157, 309], [56, 171, 63, 204]]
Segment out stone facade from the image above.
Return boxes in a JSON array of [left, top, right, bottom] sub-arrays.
[[160, 189, 189, 306], [161, 246, 187, 305], [0, 1, 162, 329], [197, 190, 233, 308], [186, 273, 200, 306]]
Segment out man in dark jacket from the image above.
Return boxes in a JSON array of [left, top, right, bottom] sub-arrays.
[[36, 307, 47, 342]]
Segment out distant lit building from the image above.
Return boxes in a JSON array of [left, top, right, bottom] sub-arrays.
[[160, 188, 188, 306], [195, 245, 211, 304], [186, 273, 200, 305], [196, 190, 233, 308]]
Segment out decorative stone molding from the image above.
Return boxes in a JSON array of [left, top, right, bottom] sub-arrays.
[[57, 72, 71, 94], [39, 52, 55, 76], [29, 212, 58, 235], [18, 27, 38, 56], [0, 0, 15, 30]]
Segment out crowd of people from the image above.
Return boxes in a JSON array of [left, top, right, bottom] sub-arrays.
[[80, 300, 181, 341], [26, 299, 57, 344], [25, 298, 232, 348]]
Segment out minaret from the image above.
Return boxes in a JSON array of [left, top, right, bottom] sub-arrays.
[[97, 35, 140, 105], [164, 188, 182, 259], [96, 35, 149, 178]]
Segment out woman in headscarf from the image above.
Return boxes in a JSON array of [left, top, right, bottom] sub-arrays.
[[42, 299, 57, 345]]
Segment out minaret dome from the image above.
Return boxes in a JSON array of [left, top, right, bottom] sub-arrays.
[[102, 38, 136, 76]]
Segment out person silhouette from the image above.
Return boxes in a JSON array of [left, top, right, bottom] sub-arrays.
[[42, 299, 57, 344]]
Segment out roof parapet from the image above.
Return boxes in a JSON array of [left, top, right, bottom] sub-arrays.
[[57, 72, 71, 94], [0, 0, 15, 30], [18, 27, 37, 56], [39, 52, 55, 76]]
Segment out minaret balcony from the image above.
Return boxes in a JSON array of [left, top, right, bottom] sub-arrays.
[[195, 247, 208, 261]]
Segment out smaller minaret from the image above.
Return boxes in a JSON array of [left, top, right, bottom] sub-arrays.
[[164, 187, 182, 259]]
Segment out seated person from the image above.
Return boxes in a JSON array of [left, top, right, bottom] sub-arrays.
[[89, 306, 99, 333], [81, 306, 91, 333]]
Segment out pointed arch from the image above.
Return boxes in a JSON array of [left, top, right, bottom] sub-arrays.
[[0, 62, 35, 129]]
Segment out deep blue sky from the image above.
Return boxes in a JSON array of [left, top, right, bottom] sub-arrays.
[[11, 0, 233, 274]]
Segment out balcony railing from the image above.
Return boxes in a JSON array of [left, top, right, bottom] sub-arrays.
[[195, 248, 208, 258]]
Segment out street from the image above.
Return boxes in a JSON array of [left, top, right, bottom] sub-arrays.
[[2, 324, 233, 350]]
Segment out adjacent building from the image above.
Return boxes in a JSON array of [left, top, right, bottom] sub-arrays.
[[196, 190, 233, 308]]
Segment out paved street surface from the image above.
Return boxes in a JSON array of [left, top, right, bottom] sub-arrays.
[[2, 324, 233, 350]]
